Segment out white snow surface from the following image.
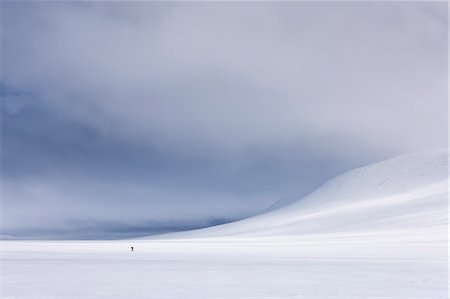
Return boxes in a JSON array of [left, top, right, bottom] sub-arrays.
[[2, 150, 448, 298]]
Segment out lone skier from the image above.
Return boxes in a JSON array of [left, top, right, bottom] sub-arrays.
[[131, 246, 134, 252]]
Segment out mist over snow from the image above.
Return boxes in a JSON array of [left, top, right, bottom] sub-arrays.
[[1, 2, 447, 239]]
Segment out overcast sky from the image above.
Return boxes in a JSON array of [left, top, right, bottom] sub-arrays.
[[1, 2, 447, 239]]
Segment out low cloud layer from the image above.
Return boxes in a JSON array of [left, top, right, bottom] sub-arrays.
[[1, 2, 447, 238]]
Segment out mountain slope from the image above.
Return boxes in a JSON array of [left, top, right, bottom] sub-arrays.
[[152, 149, 448, 239]]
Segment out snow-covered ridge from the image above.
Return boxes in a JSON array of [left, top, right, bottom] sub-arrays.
[[152, 149, 448, 239]]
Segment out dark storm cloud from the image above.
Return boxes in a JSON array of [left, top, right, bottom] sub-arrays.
[[3, 217, 238, 240], [1, 2, 447, 238]]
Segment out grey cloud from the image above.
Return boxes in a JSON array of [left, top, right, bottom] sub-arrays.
[[4, 2, 447, 152], [1, 2, 447, 239]]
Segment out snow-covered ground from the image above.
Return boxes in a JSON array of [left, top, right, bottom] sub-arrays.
[[2, 150, 448, 298]]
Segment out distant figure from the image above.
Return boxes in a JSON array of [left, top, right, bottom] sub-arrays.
[[131, 246, 134, 252]]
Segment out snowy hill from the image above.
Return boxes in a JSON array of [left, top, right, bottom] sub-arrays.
[[155, 150, 448, 239], [4, 150, 448, 298]]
